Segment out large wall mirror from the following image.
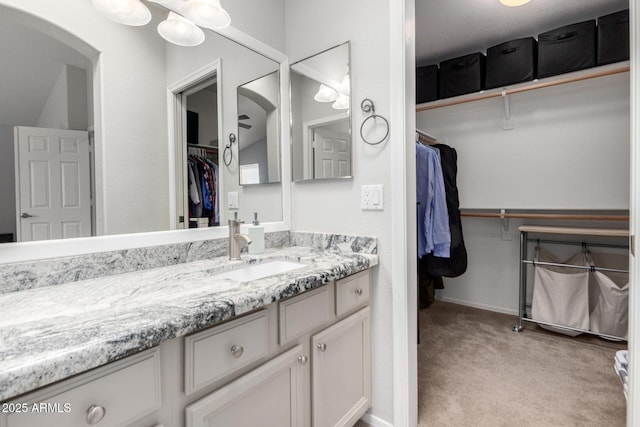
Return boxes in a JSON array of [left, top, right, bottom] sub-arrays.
[[291, 42, 352, 182], [0, 0, 283, 253]]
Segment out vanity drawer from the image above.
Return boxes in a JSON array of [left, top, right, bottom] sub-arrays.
[[336, 270, 370, 316], [279, 285, 332, 345], [185, 310, 269, 395], [2, 349, 161, 427]]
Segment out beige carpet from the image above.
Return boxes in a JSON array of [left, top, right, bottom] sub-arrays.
[[418, 302, 627, 427]]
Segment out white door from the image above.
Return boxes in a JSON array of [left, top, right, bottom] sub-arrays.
[[15, 126, 91, 242], [313, 128, 350, 179]]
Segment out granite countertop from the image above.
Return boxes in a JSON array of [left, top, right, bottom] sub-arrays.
[[0, 246, 378, 401]]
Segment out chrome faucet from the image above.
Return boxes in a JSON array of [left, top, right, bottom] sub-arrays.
[[228, 216, 252, 260]]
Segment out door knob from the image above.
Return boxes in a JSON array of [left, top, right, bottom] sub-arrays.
[[20, 213, 34, 219]]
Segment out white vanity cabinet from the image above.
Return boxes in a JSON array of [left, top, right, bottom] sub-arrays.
[[185, 269, 371, 427], [0, 349, 161, 427]]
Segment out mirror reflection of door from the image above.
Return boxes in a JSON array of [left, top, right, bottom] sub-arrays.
[[14, 127, 91, 242], [177, 77, 220, 229], [0, 16, 93, 243], [312, 127, 350, 179]]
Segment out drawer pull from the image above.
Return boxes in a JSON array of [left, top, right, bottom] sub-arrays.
[[230, 345, 244, 358], [86, 404, 106, 425], [297, 355, 308, 365], [317, 343, 327, 352], [354, 288, 363, 296]]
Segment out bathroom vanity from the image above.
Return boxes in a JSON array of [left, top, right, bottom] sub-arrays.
[[0, 233, 377, 427]]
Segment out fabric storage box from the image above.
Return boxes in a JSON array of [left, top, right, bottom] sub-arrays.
[[538, 20, 596, 78], [438, 52, 485, 99], [597, 9, 630, 65], [588, 251, 629, 339], [531, 247, 590, 336], [485, 37, 537, 89], [416, 64, 438, 103]]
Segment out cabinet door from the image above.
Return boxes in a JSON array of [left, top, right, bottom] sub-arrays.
[[185, 345, 305, 427], [311, 307, 371, 427]]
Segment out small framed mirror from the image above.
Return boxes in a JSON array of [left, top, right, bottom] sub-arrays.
[[237, 70, 281, 185], [290, 42, 351, 182]]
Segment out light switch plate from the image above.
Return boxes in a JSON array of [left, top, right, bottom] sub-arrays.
[[361, 185, 384, 210], [228, 192, 239, 209]]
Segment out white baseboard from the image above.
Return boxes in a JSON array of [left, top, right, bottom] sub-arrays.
[[361, 413, 394, 427], [436, 296, 518, 316]]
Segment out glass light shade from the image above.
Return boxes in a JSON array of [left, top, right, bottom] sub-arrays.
[[340, 74, 350, 95], [158, 12, 205, 46], [332, 94, 350, 110], [91, 0, 151, 26], [182, 0, 231, 29], [499, 0, 531, 6], [148, 0, 171, 3], [314, 84, 338, 102]]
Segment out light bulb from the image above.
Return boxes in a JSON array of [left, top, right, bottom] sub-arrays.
[[499, 0, 531, 6]]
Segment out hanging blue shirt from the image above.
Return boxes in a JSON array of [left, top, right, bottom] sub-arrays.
[[416, 142, 451, 258]]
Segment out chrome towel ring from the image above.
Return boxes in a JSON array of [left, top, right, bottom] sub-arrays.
[[360, 98, 389, 145], [223, 133, 236, 166]]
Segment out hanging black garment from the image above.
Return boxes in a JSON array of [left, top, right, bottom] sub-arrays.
[[423, 144, 467, 277]]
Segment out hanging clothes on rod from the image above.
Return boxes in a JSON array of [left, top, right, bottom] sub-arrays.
[[187, 148, 219, 227]]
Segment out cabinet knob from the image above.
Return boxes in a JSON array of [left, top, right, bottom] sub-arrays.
[[230, 345, 244, 358], [86, 404, 106, 425], [297, 355, 308, 365], [317, 343, 327, 352], [354, 288, 363, 296]]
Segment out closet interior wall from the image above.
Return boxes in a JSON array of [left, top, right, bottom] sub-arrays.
[[416, 73, 630, 315]]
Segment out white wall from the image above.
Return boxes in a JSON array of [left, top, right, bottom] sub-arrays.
[[417, 74, 630, 314], [187, 87, 218, 147], [1, 0, 171, 237], [36, 65, 68, 129], [285, 0, 395, 424], [0, 126, 15, 240], [36, 64, 88, 131]]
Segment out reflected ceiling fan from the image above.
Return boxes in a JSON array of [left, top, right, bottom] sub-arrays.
[[238, 114, 252, 129]]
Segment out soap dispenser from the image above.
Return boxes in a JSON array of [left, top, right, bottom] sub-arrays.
[[248, 211, 264, 254]]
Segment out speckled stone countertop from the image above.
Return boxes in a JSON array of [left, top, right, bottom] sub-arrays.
[[0, 246, 378, 401]]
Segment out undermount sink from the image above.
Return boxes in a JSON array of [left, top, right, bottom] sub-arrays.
[[215, 260, 305, 282]]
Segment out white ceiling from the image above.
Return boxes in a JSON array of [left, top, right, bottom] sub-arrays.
[[415, 0, 629, 66], [0, 14, 91, 127]]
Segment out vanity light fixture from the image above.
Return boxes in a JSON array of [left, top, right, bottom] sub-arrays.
[[499, 0, 531, 6], [182, 0, 231, 29], [91, 0, 151, 26], [157, 12, 205, 46], [92, 0, 232, 46], [314, 84, 339, 102]]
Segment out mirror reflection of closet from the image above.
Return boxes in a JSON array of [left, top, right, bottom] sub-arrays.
[[179, 77, 220, 229]]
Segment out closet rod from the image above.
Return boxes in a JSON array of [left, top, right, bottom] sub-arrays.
[[526, 238, 629, 250], [460, 212, 629, 221], [522, 259, 629, 274], [416, 63, 630, 112]]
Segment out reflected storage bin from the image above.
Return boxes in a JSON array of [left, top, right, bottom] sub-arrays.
[[588, 252, 629, 339], [485, 37, 537, 89], [597, 9, 630, 65], [538, 20, 596, 78], [531, 247, 590, 336], [438, 52, 485, 99], [416, 64, 438, 103]]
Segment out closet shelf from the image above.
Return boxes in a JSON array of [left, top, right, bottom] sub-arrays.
[[518, 225, 629, 237], [416, 61, 630, 112]]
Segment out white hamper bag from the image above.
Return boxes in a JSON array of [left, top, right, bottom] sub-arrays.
[[588, 252, 629, 339], [531, 246, 590, 336]]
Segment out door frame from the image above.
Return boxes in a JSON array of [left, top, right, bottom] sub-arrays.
[[301, 112, 349, 180], [167, 60, 222, 230]]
